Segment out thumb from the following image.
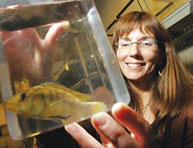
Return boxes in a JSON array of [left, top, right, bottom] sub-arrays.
[[44, 21, 70, 49]]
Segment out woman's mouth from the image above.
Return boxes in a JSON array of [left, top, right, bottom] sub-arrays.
[[127, 63, 146, 69]]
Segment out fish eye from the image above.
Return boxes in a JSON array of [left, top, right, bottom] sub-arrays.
[[21, 93, 26, 101]]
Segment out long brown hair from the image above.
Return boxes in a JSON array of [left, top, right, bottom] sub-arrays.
[[112, 11, 193, 146]]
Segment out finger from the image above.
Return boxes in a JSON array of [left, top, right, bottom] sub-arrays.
[[99, 134, 116, 148], [44, 21, 70, 49], [112, 102, 151, 148], [65, 122, 103, 148], [1, 28, 40, 47], [91, 112, 139, 148], [7, 5, 22, 9]]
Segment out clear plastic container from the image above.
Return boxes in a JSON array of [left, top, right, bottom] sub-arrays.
[[0, 0, 130, 140]]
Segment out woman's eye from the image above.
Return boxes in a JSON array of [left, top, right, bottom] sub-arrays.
[[141, 40, 152, 46], [122, 43, 129, 46], [120, 42, 130, 47]]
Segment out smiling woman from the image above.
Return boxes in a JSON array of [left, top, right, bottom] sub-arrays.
[[112, 11, 193, 147], [116, 29, 161, 84], [65, 11, 193, 148]]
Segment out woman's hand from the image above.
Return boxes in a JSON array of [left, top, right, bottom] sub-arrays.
[[65, 102, 152, 148], [1, 19, 70, 83]]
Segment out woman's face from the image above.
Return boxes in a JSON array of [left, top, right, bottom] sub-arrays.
[[116, 28, 162, 83]]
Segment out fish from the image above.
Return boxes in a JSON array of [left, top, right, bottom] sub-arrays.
[[4, 83, 107, 124], [39, 83, 93, 102]]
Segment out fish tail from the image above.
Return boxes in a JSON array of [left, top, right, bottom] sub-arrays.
[[87, 102, 108, 114]]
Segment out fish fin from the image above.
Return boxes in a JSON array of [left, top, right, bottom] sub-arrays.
[[40, 82, 92, 102], [87, 102, 108, 114]]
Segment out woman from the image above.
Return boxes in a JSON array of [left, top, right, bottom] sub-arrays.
[[65, 11, 193, 148]]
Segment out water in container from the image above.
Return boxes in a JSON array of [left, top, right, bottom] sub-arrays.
[[0, 0, 130, 140]]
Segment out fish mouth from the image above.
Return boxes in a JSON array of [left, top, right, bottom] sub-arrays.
[[3, 101, 18, 113]]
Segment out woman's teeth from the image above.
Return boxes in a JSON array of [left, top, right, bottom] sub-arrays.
[[127, 63, 143, 68]]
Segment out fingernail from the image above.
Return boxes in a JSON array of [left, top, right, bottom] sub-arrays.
[[62, 21, 70, 29], [92, 112, 107, 128], [112, 102, 126, 112], [65, 122, 77, 133]]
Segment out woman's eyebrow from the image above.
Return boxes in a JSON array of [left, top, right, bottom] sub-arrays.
[[120, 37, 130, 41], [139, 36, 155, 40], [120, 36, 155, 42]]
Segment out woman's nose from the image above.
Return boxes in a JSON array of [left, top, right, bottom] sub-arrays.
[[129, 44, 141, 57], [116, 44, 141, 60]]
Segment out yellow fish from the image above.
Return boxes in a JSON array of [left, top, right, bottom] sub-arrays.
[[4, 83, 107, 124]]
